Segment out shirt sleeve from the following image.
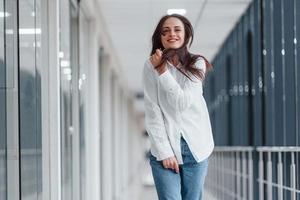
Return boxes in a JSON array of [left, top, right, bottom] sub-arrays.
[[143, 59, 174, 160], [158, 58, 206, 112]]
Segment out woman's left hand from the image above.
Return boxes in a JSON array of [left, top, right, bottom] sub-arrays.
[[162, 156, 179, 173]]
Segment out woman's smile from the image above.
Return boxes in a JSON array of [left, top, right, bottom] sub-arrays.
[[167, 38, 179, 42]]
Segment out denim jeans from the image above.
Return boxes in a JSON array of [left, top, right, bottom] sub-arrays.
[[149, 137, 209, 200]]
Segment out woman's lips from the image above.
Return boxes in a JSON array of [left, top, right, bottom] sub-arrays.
[[168, 39, 178, 42]]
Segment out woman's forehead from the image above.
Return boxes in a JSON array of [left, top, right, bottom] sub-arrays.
[[162, 17, 184, 28]]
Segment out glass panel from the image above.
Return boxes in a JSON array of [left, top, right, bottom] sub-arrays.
[[0, 0, 6, 198], [79, 9, 88, 200], [35, 0, 42, 198], [19, 0, 42, 199], [60, 0, 75, 199]]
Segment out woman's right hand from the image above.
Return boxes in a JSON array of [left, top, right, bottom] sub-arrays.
[[150, 49, 163, 66], [149, 49, 167, 75], [162, 156, 179, 173]]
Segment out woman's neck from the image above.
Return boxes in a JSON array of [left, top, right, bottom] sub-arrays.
[[170, 54, 179, 66]]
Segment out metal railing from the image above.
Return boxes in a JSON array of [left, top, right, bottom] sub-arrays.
[[205, 147, 254, 200], [204, 146, 300, 200], [257, 147, 300, 200]]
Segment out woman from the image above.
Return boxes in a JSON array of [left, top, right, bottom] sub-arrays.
[[143, 14, 214, 200]]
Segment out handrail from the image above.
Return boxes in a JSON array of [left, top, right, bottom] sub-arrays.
[[214, 146, 254, 152], [256, 146, 300, 152], [214, 146, 300, 152]]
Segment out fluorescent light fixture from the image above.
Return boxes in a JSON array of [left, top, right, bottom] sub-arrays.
[[0, 12, 10, 17], [167, 9, 186, 15], [60, 60, 70, 67], [59, 51, 64, 58], [19, 28, 41, 35]]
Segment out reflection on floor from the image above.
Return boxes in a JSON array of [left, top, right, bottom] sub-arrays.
[[140, 157, 158, 200]]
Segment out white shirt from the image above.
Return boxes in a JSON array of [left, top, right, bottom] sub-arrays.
[[143, 57, 214, 164]]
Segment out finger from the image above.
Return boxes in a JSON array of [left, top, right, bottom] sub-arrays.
[[170, 161, 176, 171], [149, 56, 153, 62], [155, 49, 162, 57], [162, 160, 168, 169], [153, 53, 160, 61], [166, 159, 171, 169], [174, 162, 179, 173]]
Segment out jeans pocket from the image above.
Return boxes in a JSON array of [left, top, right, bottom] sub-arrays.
[[149, 154, 158, 165]]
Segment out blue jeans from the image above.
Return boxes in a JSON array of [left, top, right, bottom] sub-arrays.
[[149, 137, 209, 200]]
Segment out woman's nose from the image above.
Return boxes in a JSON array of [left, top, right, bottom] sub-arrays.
[[170, 30, 176, 36]]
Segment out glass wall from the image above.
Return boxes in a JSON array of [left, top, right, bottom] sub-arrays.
[[0, 0, 6, 198], [18, 0, 43, 199]]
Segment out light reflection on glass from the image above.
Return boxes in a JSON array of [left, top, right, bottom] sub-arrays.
[[0, 11, 10, 17], [0, 0, 6, 198]]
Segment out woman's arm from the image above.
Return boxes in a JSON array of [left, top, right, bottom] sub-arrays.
[[158, 58, 206, 112], [143, 60, 174, 160]]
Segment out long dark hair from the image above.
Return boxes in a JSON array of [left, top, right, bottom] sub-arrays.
[[151, 14, 212, 81]]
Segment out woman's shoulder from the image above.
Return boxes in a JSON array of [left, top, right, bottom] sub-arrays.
[[193, 56, 206, 71]]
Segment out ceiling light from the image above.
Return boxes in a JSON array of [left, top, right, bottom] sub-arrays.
[[167, 9, 186, 15]]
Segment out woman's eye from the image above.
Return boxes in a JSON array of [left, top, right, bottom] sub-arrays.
[[175, 29, 181, 32], [161, 30, 169, 35]]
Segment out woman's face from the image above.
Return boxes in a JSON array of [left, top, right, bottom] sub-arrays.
[[161, 17, 185, 49]]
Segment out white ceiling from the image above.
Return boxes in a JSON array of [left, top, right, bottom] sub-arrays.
[[99, 0, 252, 100]]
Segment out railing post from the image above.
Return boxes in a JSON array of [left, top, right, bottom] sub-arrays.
[[267, 152, 272, 200], [236, 152, 241, 199], [290, 152, 296, 200], [248, 150, 253, 200], [242, 151, 247, 199], [217, 152, 220, 199], [277, 152, 283, 200], [259, 151, 264, 200], [221, 151, 224, 199], [231, 151, 235, 199]]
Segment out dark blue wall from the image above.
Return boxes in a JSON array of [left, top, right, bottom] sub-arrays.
[[204, 0, 300, 147]]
